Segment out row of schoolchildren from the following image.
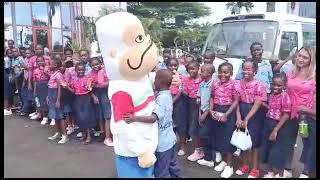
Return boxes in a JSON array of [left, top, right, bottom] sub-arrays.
[[162, 45, 316, 178], [4, 45, 113, 146]]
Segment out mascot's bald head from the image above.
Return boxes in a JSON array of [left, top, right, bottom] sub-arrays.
[[96, 12, 159, 81]]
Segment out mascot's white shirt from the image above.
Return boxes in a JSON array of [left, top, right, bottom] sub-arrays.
[[108, 75, 158, 157]]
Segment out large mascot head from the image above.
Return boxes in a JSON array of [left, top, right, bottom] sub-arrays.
[[96, 12, 159, 81]]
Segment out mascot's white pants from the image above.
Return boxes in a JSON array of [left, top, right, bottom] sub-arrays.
[[115, 155, 154, 178]]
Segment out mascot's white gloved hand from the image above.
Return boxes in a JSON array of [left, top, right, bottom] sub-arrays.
[[138, 148, 157, 168]]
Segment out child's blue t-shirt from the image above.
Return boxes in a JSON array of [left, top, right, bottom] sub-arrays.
[[197, 79, 213, 112], [153, 90, 176, 152]]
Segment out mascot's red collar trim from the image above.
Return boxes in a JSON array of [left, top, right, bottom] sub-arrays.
[[111, 91, 155, 122]]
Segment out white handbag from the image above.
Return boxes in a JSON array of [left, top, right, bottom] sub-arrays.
[[230, 128, 252, 151]]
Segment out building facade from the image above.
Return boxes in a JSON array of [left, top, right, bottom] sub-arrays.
[[4, 2, 84, 53], [4, 2, 127, 54]]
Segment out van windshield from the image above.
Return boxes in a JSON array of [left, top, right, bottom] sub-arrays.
[[203, 20, 278, 59]]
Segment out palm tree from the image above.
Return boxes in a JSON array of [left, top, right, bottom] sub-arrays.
[[48, 2, 60, 25], [226, 2, 254, 15]]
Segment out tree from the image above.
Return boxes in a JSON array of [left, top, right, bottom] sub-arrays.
[[226, 2, 254, 15], [48, 2, 60, 25], [127, 2, 211, 48], [75, 7, 123, 54]]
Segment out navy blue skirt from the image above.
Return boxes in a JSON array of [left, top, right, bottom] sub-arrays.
[[212, 104, 237, 154], [260, 117, 289, 169], [300, 116, 316, 172], [35, 80, 48, 111], [93, 88, 111, 121], [48, 88, 64, 120], [239, 102, 264, 148], [187, 97, 201, 137], [172, 95, 187, 134], [21, 83, 35, 102], [62, 88, 74, 115], [73, 94, 96, 129]]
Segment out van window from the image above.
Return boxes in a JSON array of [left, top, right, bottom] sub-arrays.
[[279, 31, 298, 60], [302, 23, 316, 47]]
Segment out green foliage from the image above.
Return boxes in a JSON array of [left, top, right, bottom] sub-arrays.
[[63, 35, 81, 53], [48, 2, 60, 25], [226, 2, 254, 15], [127, 2, 211, 49]]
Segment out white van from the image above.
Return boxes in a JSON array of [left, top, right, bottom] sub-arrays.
[[202, 13, 316, 78]]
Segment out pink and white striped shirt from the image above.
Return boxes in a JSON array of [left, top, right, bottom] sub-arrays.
[[235, 79, 267, 104], [28, 55, 51, 71], [169, 85, 181, 96], [32, 66, 51, 81], [182, 76, 202, 98], [266, 91, 291, 120], [70, 76, 91, 95], [48, 70, 63, 89], [90, 68, 109, 88], [211, 79, 238, 106]]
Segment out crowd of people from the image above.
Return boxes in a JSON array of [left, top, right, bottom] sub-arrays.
[[4, 40, 113, 146], [4, 39, 316, 178], [156, 43, 315, 178]]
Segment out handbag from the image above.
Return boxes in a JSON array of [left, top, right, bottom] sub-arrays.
[[230, 127, 252, 151]]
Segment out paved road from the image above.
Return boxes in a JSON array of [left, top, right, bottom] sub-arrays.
[[4, 114, 304, 178]]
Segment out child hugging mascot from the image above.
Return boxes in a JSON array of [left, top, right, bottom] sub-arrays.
[[96, 12, 159, 178]]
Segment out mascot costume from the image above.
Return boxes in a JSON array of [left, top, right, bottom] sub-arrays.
[[96, 12, 159, 178]]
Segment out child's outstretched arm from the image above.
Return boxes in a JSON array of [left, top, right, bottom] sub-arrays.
[[236, 104, 242, 127], [124, 113, 158, 124], [242, 83, 267, 128], [220, 95, 239, 122], [242, 99, 262, 128], [269, 112, 289, 141], [56, 80, 62, 108], [60, 81, 75, 94]]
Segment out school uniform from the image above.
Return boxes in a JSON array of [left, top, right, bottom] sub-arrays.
[[61, 69, 74, 116], [211, 79, 237, 154], [33, 66, 51, 111], [28, 55, 51, 72], [20, 57, 35, 113], [260, 91, 291, 169], [4, 68, 10, 102], [170, 83, 187, 133], [70, 76, 96, 130], [197, 78, 215, 161], [11, 56, 25, 103], [153, 90, 182, 178], [90, 69, 112, 121], [182, 76, 202, 137], [235, 79, 267, 148], [235, 60, 273, 94], [47, 71, 64, 120], [285, 70, 316, 170]]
